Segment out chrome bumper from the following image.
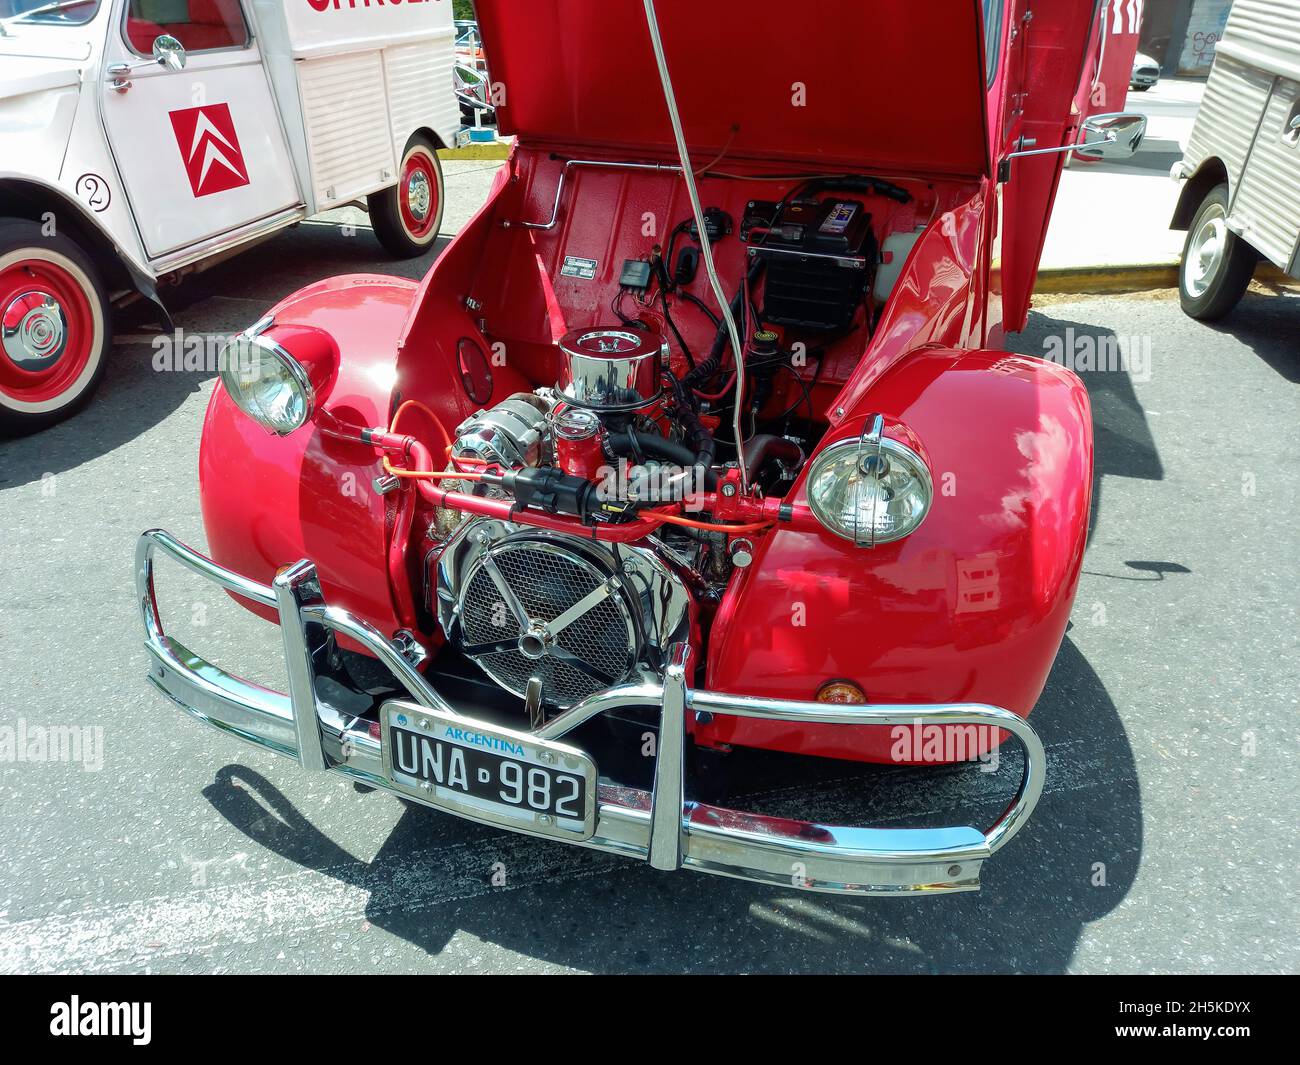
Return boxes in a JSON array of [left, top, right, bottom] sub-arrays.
[[137, 529, 1045, 896]]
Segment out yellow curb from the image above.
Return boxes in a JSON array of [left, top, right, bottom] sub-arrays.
[[1035, 264, 1178, 294], [1034, 262, 1296, 294], [438, 142, 512, 161]]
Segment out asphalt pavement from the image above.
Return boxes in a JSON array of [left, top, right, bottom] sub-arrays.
[[0, 184, 1296, 972]]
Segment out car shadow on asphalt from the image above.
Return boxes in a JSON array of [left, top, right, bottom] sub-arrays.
[[0, 222, 447, 490], [202, 634, 1141, 974], [1008, 310, 1164, 548], [1201, 288, 1300, 384]]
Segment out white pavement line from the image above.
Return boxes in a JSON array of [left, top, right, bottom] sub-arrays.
[[0, 833, 622, 974]]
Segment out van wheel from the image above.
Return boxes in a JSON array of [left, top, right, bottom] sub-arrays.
[[1179, 183, 1257, 321], [0, 220, 112, 437], [368, 134, 445, 259]]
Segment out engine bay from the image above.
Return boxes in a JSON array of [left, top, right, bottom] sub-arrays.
[[369, 150, 980, 723]]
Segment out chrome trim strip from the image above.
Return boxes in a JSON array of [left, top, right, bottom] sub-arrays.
[[146, 205, 306, 274], [518, 160, 684, 231], [532, 679, 669, 741], [136, 529, 1047, 895], [301, 603, 455, 715], [688, 690, 1045, 855], [137, 528, 277, 610]]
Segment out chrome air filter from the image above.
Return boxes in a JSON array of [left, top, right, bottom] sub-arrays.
[[557, 325, 664, 411], [455, 532, 640, 709]]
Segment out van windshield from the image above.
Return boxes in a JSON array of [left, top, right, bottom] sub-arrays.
[[0, 0, 101, 27]]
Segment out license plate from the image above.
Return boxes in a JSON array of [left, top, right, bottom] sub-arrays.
[[380, 703, 597, 840]]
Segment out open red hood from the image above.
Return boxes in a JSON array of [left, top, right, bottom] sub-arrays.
[[474, 0, 991, 179]]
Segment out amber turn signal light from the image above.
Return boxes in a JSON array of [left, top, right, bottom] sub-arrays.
[[816, 680, 867, 704]]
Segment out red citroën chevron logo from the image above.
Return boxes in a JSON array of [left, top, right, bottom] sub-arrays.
[[168, 103, 250, 198]]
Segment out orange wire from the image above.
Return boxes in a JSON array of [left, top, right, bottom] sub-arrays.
[[382, 455, 484, 482], [389, 398, 453, 454], [382, 399, 469, 480], [646, 509, 773, 534]]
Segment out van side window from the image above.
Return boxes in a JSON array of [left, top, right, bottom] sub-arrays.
[[125, 0, 250, 55]]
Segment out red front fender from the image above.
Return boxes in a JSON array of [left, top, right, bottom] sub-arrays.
[[699, 347, 1093, 763], [199, 162, 532, 645], [199, 275, 423, 635]]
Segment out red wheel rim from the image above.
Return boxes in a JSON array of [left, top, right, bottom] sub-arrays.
[[398, 148, 440, 241], [0, 255, 97, 409]]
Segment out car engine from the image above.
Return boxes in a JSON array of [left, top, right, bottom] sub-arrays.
[[429, 323, 803, 715]]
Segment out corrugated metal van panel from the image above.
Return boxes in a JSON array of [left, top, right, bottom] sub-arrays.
[[297, 51, 397, 209], [1183, 55, 1273, 187], [1230, 77, 1300, 270], [1221, 0, 1300, 80], [384, 36, 461, 154]]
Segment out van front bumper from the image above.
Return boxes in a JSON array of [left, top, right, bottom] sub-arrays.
[[137, 528, 1045, 896]]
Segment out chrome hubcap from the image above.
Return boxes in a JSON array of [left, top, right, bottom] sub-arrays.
[[2, 291, 68, 371], [407, 170, 431, 222], [1186, 207, 1227, 298], [518, 622, 554, 661]]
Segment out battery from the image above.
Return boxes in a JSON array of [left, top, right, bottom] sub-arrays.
[[746, 198, 877, 331]]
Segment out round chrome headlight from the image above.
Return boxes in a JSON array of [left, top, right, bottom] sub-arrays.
[[218, 330, 313, 435], [806, 434, 933, 546]]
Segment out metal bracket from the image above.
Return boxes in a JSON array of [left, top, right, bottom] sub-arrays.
[[853, 413, 885, 548], [649, 642, 690, 871], [273, 561, 329, 772], [524, 676, 545, 731]]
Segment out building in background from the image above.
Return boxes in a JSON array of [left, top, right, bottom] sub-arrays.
[[1138, 0, 1234, 76]]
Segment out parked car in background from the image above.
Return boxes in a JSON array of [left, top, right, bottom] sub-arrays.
[[1130, 50, 1161, 90], [0, 0, 458, 435], [1171, 0, 1300, 319], [137, 0, 1144, 898]]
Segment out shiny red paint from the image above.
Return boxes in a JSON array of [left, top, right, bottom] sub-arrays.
[[0, 258, 95, 406], [698, 349, 1093, 762], [473, 0, 991, 178], [195, 0, 1107, 766], [200, 275, 421, 638], [554, 421, 606, 483]]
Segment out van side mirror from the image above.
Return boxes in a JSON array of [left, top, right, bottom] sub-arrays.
[[1073, 112, 1147, 160], [152, 35, 187, 72], [999, 111, 1148, 180]]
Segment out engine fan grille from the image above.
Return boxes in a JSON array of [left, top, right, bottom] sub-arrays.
[[457, 538, 637, 709]]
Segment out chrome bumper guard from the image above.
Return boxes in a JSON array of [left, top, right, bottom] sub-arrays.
[[137, 529, 1045, 896]]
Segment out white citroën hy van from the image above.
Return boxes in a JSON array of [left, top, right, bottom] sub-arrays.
[[1172, 0, 1300, 319], [0, 0, 459, 434]]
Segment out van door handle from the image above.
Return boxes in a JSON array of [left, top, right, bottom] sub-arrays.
[[106, 63, 133, 93], [1281, 110, 1300, 146]]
